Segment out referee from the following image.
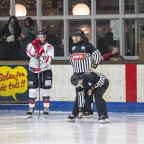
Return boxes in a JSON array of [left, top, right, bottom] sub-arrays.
[[69, 29, 101, 119], [70, 72, 109, 124]]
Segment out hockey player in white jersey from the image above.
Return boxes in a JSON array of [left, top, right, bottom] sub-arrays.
[[26, 31, 54, 118]]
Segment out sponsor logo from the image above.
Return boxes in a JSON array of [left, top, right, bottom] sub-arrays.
[[72, 54, 85, 60]]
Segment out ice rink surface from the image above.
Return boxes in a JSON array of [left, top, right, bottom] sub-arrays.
[[0, 111, 144, 144]]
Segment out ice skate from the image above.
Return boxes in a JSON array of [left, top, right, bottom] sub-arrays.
[[43, 108, 49, 118], [27, 108, 34, 118], [83, 111, 93, 118], [68, 114, 76, 122], [98, 115, 110, 124]]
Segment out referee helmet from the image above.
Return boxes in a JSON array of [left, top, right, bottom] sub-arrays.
[[71, 74, 82, 86], [72, 29, 85, 39]]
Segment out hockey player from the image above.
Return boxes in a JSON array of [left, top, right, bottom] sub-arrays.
[[26, 31, 54, 118], [69, 72, 109, 124], [69, 29, 101, 119]]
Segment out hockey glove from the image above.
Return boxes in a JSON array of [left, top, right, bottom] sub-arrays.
[[31, 38, 42, 47], [36, 45, 45, 56]]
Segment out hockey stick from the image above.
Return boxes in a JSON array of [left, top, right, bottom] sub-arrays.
[[38, 56, 41, 118]]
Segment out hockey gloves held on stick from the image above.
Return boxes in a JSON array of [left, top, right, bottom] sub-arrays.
[[36, 45, 45, 56], [31, 38, 42, 47]]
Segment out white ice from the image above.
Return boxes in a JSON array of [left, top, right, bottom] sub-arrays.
[[0, 111, 144, 144]]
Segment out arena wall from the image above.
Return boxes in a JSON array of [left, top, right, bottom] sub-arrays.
[[0, 64, 144, 112]]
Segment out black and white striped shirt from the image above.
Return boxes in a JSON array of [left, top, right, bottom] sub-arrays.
[[69, 42, 101, 73], [77, 72, 107, 109]]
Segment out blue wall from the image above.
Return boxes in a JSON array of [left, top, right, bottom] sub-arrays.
[[0, 102, 144, 113]]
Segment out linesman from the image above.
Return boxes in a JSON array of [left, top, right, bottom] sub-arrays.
[[70, 72, 109, 124]]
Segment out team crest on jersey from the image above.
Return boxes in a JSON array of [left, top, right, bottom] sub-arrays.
[[81, 46, 85, 50], [72, 46, 76, 50], [47, 45, 52, 49], [88, 82, 92, 86]]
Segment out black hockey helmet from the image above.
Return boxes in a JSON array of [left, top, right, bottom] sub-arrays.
[[72, 29, 85, 39], [36, 31, 46, 38], [71, 74, 82, 86]]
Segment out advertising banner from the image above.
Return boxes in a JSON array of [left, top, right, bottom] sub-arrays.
[[0, 65, 29, 104]]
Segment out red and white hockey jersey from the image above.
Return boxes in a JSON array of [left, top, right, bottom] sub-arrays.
[[26, 42, 54, 73]]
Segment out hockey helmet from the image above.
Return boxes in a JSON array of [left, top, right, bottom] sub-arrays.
[[72, 29, 85, 39], [71, 74, 82, 86], [36, 31, 46, 38]]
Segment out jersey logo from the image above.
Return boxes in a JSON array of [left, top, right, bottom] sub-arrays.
[[72, 46, 76, 50], [72, 54, 85, 60], [47, 45, 52, 49], [81, 46, 85, 50]]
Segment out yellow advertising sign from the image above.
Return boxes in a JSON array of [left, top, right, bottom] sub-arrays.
[[0, 66, 28, 100]]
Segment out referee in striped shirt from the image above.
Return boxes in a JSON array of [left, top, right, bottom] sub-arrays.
[[69, 29, 101, 119], [69, 72, 109, 123]]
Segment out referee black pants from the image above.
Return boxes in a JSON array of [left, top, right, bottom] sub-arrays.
[[72, 88, 93, 116], [93, 79, 109, 117]]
